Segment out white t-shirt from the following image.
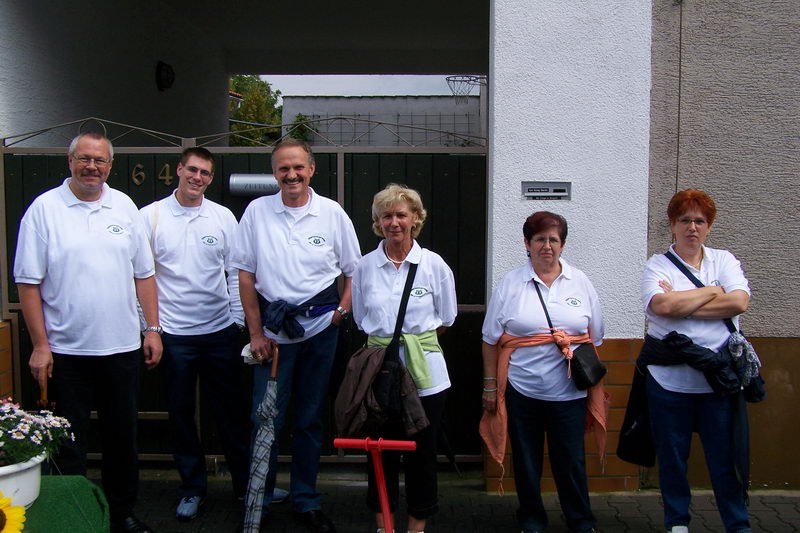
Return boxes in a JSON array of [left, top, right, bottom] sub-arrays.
[[14, 179, 155, 356], [641, 245, 750, 393], [140, 191, 243, 335], [482, 260, 605, 401], [352, 240, 457, 396], [231, 188, 361, 343]]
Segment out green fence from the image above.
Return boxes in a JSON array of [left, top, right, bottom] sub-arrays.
[[3, 151, 486, 459]]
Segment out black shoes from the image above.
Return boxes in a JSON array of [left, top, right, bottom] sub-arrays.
[[293, 509, 336, 533], [111, 514, 154, 533]]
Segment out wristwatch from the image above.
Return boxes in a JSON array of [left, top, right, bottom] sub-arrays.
[[142, 325, 163, 335], [336, 306, 350, 319]]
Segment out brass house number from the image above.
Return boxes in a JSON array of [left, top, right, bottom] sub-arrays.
[[131, 163, 174, 186]]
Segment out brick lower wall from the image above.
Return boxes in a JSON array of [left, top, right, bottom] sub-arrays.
[[483, 338, 644, 492], [483, 337, 800, 491]]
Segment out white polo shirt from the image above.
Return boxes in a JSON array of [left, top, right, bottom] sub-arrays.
[[14, 179, 155, 356], [140, 191, 243, 335], [482, 259, 605, 401], [642, 244, 751, 393], [231, 188, 361, 343], [352, 240, 457, 396]]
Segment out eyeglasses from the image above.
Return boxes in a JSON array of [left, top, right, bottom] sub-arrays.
[[677, 217, 708, 227], [74, 155, 111, 167], [184, 165, 212, 178], [531, 236, 561, 246]]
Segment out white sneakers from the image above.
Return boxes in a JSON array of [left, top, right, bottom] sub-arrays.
[[175, 495, 204, 521], [272, 487, 290, 503]]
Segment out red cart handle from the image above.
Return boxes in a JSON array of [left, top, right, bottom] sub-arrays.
[[334, 437, 416, 533], [334, 437, 416, 452]]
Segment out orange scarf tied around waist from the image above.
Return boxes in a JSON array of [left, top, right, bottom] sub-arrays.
[[479, 331, 609, 489]]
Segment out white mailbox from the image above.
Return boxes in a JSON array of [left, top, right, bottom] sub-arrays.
[[521, 181, 571, 200]]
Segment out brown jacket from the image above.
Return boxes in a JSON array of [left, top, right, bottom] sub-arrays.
[[335, 346, 429, 438]]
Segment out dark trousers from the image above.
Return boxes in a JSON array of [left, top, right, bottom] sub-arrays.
[[51, 350, 140, 519], [366, 391, 446, 520], [161, 323, 251, 498], [505, 383, 595, 533], [646, 373, 751, 533]]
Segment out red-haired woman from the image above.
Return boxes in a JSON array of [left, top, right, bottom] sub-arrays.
[[481, 211, 604, 533], [641, 189, 753, 533]]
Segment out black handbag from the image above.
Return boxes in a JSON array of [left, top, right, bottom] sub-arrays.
[[616, 365, 656, 466], [533, 280, 607, 390], [371, 262, 419, 418]]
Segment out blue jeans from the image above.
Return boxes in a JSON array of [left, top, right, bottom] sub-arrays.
[[646, 373, 751, 533], [505, 383, 595, 533], [161, 323, 251, 499], [251, 323, 339, 514]]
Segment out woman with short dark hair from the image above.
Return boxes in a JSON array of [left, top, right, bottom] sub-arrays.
[[481, 211, 604, 533]]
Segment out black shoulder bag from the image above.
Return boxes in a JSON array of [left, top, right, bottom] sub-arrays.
[[371, 262, 420, 418], [663, 251, 765, 402], [533, 280, 606, 390]]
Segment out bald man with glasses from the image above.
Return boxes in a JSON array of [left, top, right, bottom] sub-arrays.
[[15, 132, 161, 533]]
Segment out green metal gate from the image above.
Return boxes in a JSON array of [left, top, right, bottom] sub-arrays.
[[2, 121, 486, 462]]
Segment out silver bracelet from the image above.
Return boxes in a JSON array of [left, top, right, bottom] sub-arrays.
[[483, 377, 497, 381], [483, 387, 498, 392]]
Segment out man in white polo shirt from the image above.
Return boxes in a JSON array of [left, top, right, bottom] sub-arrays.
[[140, 147, 250, 522], [233, 138, 361, 533], [14, 132, 161, 533]]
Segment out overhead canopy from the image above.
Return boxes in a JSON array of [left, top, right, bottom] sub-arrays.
[[160, 0, 489, 74]]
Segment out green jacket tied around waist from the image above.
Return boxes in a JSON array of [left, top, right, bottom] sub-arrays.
[[367, 330, 442, 390]]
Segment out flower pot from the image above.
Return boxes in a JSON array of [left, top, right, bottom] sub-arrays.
[[0, 453, 46, 508]]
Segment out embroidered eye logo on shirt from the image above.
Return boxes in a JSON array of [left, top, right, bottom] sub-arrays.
[[565, 297, 582, 307], [410, 287, 429, 298], [106, 224, 124, 235], [201, 235, 219, 246], [308, 235, 325, 246], [711, 280, 721, 286]]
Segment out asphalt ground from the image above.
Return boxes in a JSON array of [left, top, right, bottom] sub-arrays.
[[88, 464, 800, 533]]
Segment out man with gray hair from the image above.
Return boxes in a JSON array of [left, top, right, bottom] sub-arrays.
[[15, 132, 161, 533], [233, 138, 361, 533]]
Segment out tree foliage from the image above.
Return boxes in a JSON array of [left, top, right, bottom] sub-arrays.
[[287, 113, 314, 142], [229, 75, 282, 146]]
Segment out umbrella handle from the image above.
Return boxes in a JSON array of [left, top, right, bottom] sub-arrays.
[[270, 344, 279, 379], [37, 377, 50, 410]]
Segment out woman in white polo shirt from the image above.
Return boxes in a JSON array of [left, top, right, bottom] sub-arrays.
[[351, 184, 457, 533], [480, 211, 604, 533], [640, 189, 752, 533]]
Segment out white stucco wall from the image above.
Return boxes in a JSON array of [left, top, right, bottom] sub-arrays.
[[0, 2, 228, 145], [489, 1, 651, 338]]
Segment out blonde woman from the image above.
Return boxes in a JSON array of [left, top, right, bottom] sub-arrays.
[[351, 184, 457, 533]]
